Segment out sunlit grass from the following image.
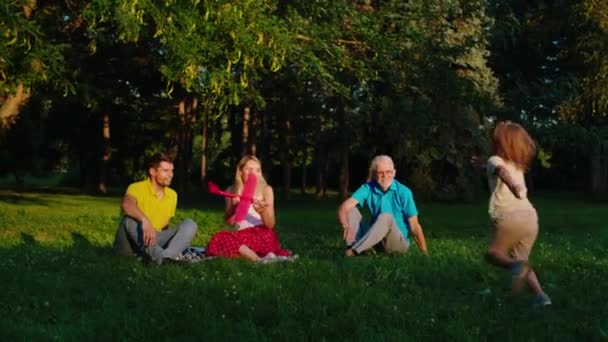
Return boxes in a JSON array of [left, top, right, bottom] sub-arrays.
[[1, 189, 607, 340]]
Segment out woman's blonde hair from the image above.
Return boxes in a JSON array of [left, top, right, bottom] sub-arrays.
[[233, 155, 268, 197], [492, 121, 536, 171]]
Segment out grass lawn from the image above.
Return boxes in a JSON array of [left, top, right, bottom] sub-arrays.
[[0, 189, 607, 341]]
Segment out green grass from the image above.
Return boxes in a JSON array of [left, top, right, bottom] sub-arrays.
[[1, 190, 607, 341]]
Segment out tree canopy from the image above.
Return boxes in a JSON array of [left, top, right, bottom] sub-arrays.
[[1, 0, 606, 198]]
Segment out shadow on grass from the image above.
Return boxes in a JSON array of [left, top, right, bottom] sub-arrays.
[[0, 190, 55, 206], [0, 185, 89, 195], [0, 189, 119, 209], [1, 230, 607, 341], [15, 231, 115, 260]]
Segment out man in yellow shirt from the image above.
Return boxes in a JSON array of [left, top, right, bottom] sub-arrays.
[[113, 152, 197, 264]]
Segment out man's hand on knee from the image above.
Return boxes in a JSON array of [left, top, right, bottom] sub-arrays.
[[343, 225, 356, 244], [142, 219, 157, 246]]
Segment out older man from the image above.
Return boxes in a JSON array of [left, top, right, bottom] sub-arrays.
[[113, 152, 198, 264], [337, 155, 428, 256]]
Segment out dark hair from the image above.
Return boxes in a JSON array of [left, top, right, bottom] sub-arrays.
[[147, 152, 174, 171]]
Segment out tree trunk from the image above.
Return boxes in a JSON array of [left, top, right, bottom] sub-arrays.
[[98, 112, 111, 193], [315, 150, 328, 199], [242, 105, 251, 155], [175, 96, 197, 194], [200, 107, 208, 188], [250, 107, 257, 156], [176, 99, 186, 194], [0, 2, 36, 133], [300, 160, 307, 195], [281, 111, 292, 199], [23, 0, 37, 18], [590, 155, 608, 196], [13, 170, 25, 187], [337, 104, 349, 200], [314, 113, 328, 199], [0, 84, 31, 132], [338, 149, 349, 200], [257, 108, 268, 162]]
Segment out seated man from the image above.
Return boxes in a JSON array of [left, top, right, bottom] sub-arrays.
[[113, 152, 197, 264], [337, 155, 428, 256]]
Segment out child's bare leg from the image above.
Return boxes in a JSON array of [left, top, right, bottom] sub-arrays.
[[238, 245, 260, 262], [485, 242, 517, 268], [528, 269, 552, 305], [486, 242, 530, 293], [526, 269, 544, 295]]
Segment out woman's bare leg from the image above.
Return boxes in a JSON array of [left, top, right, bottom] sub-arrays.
[[238, 245, 260, 262]]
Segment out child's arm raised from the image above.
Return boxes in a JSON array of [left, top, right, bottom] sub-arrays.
[[494, 165, 525, 199]]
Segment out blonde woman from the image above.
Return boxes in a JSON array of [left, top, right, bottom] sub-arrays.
[[484, 121, 551, 306], [206, 155, 293, 262]]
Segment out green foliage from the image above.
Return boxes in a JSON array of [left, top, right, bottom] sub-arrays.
[[0, 191, 607, 339], [487, 0, 575, 123], [488, 0, 608, 125], [537, 147, 552, 169], [5, 0, 608, 197], [407, 165, 435, 200], [87, 0, 293, 113], [0, 1, 70, 95], [349, 0, 499, 195], [532, 124, 608, 189], [557, 0, 608, 124]]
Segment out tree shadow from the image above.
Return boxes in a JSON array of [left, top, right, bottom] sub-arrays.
[[19, 233, 37, 245], [13, 232, 115, 260], [0, 190, 53, 206], [0, 229, 605, 341]]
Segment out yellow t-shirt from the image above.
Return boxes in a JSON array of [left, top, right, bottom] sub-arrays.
[[125, 179, 177, 230]]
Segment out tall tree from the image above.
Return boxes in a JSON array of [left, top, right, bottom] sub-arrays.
[[558, 0, 608, 124], [0, 0, 69, 132]]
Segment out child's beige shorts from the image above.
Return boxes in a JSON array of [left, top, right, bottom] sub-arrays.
[[491, 209, 538, 260]]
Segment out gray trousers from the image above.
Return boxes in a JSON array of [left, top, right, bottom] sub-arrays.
[[113, 216, 198, 264], [348, 207, 409, 254]]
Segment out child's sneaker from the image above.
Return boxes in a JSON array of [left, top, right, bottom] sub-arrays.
[[530, 292, 552, 307], [510, 260, 530, 293]]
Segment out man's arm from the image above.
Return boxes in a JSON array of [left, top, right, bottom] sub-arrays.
[[121, 194, 157, 246], [337, 197, 359, 244], [408, 216, 428, 254]]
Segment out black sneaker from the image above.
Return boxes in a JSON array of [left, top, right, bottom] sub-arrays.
[[161, 256, 190, 265], [530, 292, 552, 307]]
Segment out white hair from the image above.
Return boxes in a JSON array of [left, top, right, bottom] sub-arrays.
[[368, 155, 395, 179]]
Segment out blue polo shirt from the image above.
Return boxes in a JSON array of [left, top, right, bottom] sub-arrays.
[[351, 179, 418, 242]]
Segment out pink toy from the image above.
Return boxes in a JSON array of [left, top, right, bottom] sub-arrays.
[[208, 173, 257, 223]]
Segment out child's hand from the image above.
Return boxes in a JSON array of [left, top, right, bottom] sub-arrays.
[[470, 155, 486, 170]]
